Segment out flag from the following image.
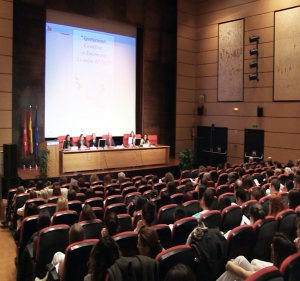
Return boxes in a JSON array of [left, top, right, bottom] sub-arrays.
[[28, 106, 33, 154], [34, 107, 39, 157], [23, 108, 28, 157]]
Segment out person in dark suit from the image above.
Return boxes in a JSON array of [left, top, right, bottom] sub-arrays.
[[105, 132, 115, 147], [89, 133, 98, 148], [63, 134, 72, 149], [77, 134, 87, 149]]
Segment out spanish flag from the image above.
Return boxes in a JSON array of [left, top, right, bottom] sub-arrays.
[[23, 108, 28, 157], [28, 106, 33, 154]]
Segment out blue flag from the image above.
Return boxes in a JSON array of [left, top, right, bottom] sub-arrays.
[[34, 107, 39, 157]]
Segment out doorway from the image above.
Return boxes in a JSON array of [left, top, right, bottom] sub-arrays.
[[244, 129, 264, 163]]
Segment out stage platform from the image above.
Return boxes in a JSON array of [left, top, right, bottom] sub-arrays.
[[17, 157, 180, 186]]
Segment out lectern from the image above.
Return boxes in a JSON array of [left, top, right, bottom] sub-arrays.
[[40, 140, 59, 177]]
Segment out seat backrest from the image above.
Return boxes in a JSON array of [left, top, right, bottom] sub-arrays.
[[67, 200, 83, 216], [180, 170, 191, 180], [170, 193, 184, 205], [124, 192, 141, 206], [104, 203, 127, 219], [105, 195, 124, 208], [7, 188, 17, 205], [259, 195, 270, 216], [152, 224, 172, 249], [84, 197, 104, 208], [15, 193, 30, 210], [92, 207, 104, 221], [57, 135, 65, 150], [91, 180, 104, 186], [120, 181, 134, 191], [227, 225, 255, 260], [171, 217, 198, 246], [251, 216, 277, 261], [76, 193, 86, 204], [131, 176, 142, 184], [218, 192, 235, 207], [38, 203, 57, 217], [244, 266, 283, 281], [24, 198, 45, 217], [216, 184, 230, 197], [157, 204, 177, 224], [155, 245, 194, 281], [61, 239, 98, 281], [276, 209, 297, 240], [132, 211, 142, 230], [199, 210, 221, 229], [153, 182, 167, 193], [241, 200, 257, 217], [91, 185, 104, 192], [35, 224, 70, 278], [280, 251, 300, 281], [138, 184, 152, 194], [216, 173, 228, 187], [113, 231, 139, 257], [78, 219, 103, 239], [48, 196, 64, 204], [182, 200, 200, 217], [52, 210, 78, 227], [19, 215, 38, 249], [221, 205, 242, 232], [117, 214, 132, 233]]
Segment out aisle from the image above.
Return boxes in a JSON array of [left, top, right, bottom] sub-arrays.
[[0, 226, 17, 281]]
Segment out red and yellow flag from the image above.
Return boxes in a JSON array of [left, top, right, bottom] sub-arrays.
[[28, 106, 33, 154], [23, 108, 28, 157]]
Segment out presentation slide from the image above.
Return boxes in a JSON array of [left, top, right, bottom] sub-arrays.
[[45, 12, 136, 138]]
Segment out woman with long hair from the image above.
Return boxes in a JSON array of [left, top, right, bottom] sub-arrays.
[[137, 227, 162, 259]]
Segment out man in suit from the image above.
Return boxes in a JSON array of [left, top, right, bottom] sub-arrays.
[[105, 132, 115, 147], [89, 133, 98, 148]]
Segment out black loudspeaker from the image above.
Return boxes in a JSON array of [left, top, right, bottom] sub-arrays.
[[1, 176, 20, 199], [257, 107, 263, 117], [197, 106, 204, 116], [3, 144, 18, 178]]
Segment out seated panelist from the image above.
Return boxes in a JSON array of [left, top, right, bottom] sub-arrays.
[[62, 134, 72, 150], [77, 134, 87, 149], [89, 133, 98, 148], [105, 132, 115, 147], [140, 134, 150, 147], [128, 131, 136, 146]]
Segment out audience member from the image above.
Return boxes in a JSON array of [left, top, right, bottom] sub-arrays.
[[165, 264, 196, 281], [134, 195, 148, 212], [164, 172, 174, 184], [70, 183, 79, 193], [235, 188, 247, 206], [85, 188, 96, 199], [150, 189, 158, 199], [103, 174, 112, 186], [248, 202, 266, 225], [56, 198, 68, 213], [242, 175, 254, 190], [167, 181, 177, 195], [17, 190, 38, 217], [219, 197, 232, 212], [58, 176, 67, 186], [288, 189, 300, 210], [160, 192, 171, 206], [117, 172, 126, 185], [135, 201, 156, 233], [268, 193, 286, 217], [250, 188, 265, 201], [90, 174, 99, 184], [192, 189, 214, 220], [101, 212, 119, 237], [137, 227, 162, 258], [52, 183, 62, 196], [285, 179, 294, 192], [80, 204, 96, 221], [266, 178, 281, 195], [294, 217, 300, 251], [294, 175, 300, 189], [151, 175, 159, 186], [67, 189, 77, 201]]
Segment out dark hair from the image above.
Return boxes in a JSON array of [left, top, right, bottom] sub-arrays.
[[235, 188, 247, 203], [76, 173, 84, 180], [152, 175, 159, 185], [225, 162, 231, 169], [285, 179, 294, 191], [135, 195, 148, 212], [150, 189, 158, 199], [296, 217, 300, 230], [25, 203, 38, 217], [59, 176, 67, 186], [174, 206, 186, 222], [68, 189, 77, 201], [37, 209, 51, 231], [104, 212, 119, 236], [69, 223, 85, 244], [249, 202, 265, 222], [217, 164, 224, 170], [70, 184, 79, 193], [27, 180, 36, 189], [198, 185, 207, 201], [228, 173, 237, 184], [142, 201, 156, 226], [286, 160, 294, 168], [270, 178, 280, 192], [140, 177, 148, 186], [243, 175, 254, 189], [288, 189, 300, 210], [160, 192, 171, 206], [88, 236, 121, 281], [203, 189, 214, 208], [85, 188, 96, 199], [78, 178, 85, 188], [165, 264, 196, 281], [238, 168, 246, 178], [184, 182, 194, 193], [182, 192, 193, 203], [294, 175, 300, 185], [52, 183, 61, 196], [266, 169, 274, 178], [272, 233, 297, 268], [36, 180, 44, 191], [29, 190, 37, 199], [80, 204, 96, 221], [219, 197, 232, 212], [167, 181, 177, 195], [17, 186, 25, 194], [251, 188, 265, 201], [104, 174, 112, 186], [164, 172, 175, 184], [138, 227, 162, 259]]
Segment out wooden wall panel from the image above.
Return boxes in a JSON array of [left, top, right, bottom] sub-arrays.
[[0, 111, 12, 128], [176, 101, 195, 115], [0, 55, 12, 73], [196, 24, 218, 39], [196, 76, 217, 89], [228, 129, 244, 144], [178, 89, 195, 102], [0, 18, 12, 37], [244, 57, 273, 74], [0, 74, 12, 92], [197, 37, 218, 52], [244, 72, 273, 88], [197, 50, 218, 64], [0, 37, 12, 56], [178, 24, 196, 39], [196, 63, 217, 78], [196, 89, 217, 102], [244, 27, 274, 46], [177, 62, 195, 77], [265, 132, 300, 150], [0, 1, 13, 19], [176, 114, 193, 128], [177, 76, 195, 90], [176, 127, 194, 141], [0, 129, 12, 146], [244, 42, 273, 60], [177, 49, 196, 64], [178, 37, 196, 52], [264, 147, 299, 164], [245, 12, 274, 31], [178, 11, 196, 27], [178, 0, 198, 16], [0, 92, 12, 110]]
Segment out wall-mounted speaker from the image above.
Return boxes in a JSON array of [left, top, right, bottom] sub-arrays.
[[257, 106, 263, 117], [197, 106, 204, 116]]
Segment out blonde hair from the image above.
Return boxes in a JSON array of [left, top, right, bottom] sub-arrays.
[[56, 197, 68, 212]]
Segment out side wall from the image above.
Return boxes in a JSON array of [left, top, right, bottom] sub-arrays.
[[0, 0, 13, 171], [177, 0, 300, 164]]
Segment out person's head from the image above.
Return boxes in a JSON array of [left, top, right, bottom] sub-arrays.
[[234, 179, 243, 191], [117, 172, 126, 184], [80, 204, 96, 221], [270, 178, 280, 194], [217, 163, 224, 170], [70, 183, 79, 193], [285, 179, 294, 192], [266, 169, 274, 178], [167, 181, 177, 195], [150, 189, 158, 198], [37, 209, 51, 231], [227, 173, 237, 184], [137, 227, 162, 258], [140, 177, 148, 186], [251, 188, 265, 201], [27, 180, 36, 189], [77, 178, 85, 188], [182, 192, 193, 203], [272, 233, 297, 268], [88, 236, 121, 281], [104, 174, 112, 186], [135, 195, 148, 212], [29, 190, 37, 199], [164, 172, 174, 184], [108, 132, 112, 139], [275, 162, 282, 169], [36, 180, 44, 191], [294, 175, 300, 189], [274, 168, 282, 177], [284, 167, 292, 174], [65, 134, 70, 141], [25, 203, 38, 217], [59, 176, 67, 186], [152, 175, 159, 185], [79, 134, 84, 141], [238, 168, 246, 178], [17, 185, 25, 194], [143, 134, 148, 141], [69, 223, 85, 244], [164, 264, 196, 281], [202, 172, 212, 182], [269, 193, 286, 217], [235, 188, 247, 205], [52, 182, 61, 196], [76, 173, 84, 180], [104, 212, 119, 236], [56, 197, 68, 212], [267, 157, 273, 166], [243, 175, 254, 189], [249, 202, 265, 225], [198, 185, 207, 201], [90, 173, 99, 183], [225, 162, 231, 169], [141, 201, 156, 227], [92, 133, 96, 140], [85, 188, 96, 199], [184, 182, 194, 193], [200, 189, 214, 210], [288, 189, 300, 210], [173, 206, 186, 222], [130, 131, 134, 137], [219, 197, 232, 212], [160, 192, 171, 206], [68, 189, 77, 201]]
